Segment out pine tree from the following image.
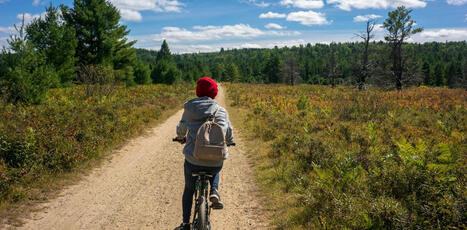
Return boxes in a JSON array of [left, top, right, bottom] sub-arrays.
[[225, 62, 240, 82], [422, 62, 434, 86], [263, 53, 281, 83], [26, 5, 77, 86], [132, 60, 151, 84], [151, 61, 168, 84], [164, 65, 181, 84], [0, 20, 57, 104], [446, 63, 462, 88], [211, 63, 225, 81], [150, 41, 181, 84], [434, 63, 445, 86], [383, 6, 423, 90], [156, 40, 172, 62], [62, 0, 136, 83]]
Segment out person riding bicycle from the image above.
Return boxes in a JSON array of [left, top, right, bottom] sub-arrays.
[[175, 77, 235, 230]]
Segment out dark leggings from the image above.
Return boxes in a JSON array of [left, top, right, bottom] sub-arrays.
[[182, 160, 222, 223]]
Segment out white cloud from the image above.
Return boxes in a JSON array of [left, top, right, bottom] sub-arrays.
[[240, 43, 262, 48], [14, 12, 46, 27], [327, 0, 427, 11], [32, 0, 40, 6], [353, 14, 382, 22], [259, 11, 287, 18], [119, 9, 143, 21], [158, 24, 264, 42], [130, 24, 302, 53], [109, 0, 183, 21], [193, 25, 219, 30], [0, 26, 15, 34], [110, 0, 183, 12], [147, 24, 299, 43], [280, 0, 324, 9], [446, 0, 467, 5], [286, 10, 330, 26], [0, 0, 10, 3], [165, 39, 309, 53], [17, 12, 44, 25], [242, 0, 270, 7], [0, 12, 45, 35], [416, 28, 467, 41], [374, 24, 385, 32], [0, 36, 8, 49], [265, 23, 284, 29]]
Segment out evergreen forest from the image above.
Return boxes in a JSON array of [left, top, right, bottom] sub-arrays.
[[138, 41, 467, 89]]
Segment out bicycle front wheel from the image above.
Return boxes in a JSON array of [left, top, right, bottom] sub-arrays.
[[197, 196, 208, 230]]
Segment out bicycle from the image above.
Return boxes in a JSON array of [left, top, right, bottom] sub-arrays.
[[191, 171, 213, 230], [173, 137, 235, 230]]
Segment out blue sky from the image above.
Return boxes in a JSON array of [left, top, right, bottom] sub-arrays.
[[1, 0, 466, 53]]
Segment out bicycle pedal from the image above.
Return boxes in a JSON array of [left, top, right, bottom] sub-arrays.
[[210, 204, 224, 210]]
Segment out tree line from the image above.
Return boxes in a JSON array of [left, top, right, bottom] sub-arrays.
[[139, 7, 466, 90], [0, 0, 153, 105], [140, 39, 466, 89]]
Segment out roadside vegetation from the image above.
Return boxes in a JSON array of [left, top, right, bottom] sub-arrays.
[[226, 84, 466, 229], [0, 84, 193, 211]]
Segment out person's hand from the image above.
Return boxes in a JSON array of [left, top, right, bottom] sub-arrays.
[[173, 136, 186, 144]]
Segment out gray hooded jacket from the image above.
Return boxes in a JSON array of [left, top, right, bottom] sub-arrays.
[[177, 96, 235, 167]]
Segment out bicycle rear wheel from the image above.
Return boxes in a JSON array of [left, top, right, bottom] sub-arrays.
[[197, 196, 209, 230]]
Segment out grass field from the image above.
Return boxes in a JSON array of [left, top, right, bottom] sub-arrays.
[[226, 84, 466, 229], [0, 84, 193, 212]]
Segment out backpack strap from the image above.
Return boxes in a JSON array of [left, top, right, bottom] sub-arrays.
[[208, 106, 219, 122]]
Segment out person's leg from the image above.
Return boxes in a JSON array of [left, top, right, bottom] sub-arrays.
[[209, 172, 220, 190], [207, 164, 222, 190], [206, 165, 223, 209], [182, 161, 196, 224]]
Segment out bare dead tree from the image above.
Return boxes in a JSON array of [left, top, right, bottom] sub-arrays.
[[281, 52, 300, 85], [355, 20, 376, 90], [327, 43, 341, 88]]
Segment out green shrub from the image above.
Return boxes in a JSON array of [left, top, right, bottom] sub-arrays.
[[0, 84, 193, 205], [132, 60, 151, 84], [226, 84, 467, 229]]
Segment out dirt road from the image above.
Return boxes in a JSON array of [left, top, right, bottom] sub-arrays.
[[18, 86, 268, 230]]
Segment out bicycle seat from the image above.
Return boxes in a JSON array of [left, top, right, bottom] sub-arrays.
[[192, 172, 213, 177]]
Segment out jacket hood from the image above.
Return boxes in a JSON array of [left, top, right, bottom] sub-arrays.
[[183, 97, 218, 121]]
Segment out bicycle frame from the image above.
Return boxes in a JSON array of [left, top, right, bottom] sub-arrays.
[[192, 174, 211, 230]]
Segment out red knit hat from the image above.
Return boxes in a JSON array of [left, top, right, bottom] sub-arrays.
[[196, 77, 218, 99]]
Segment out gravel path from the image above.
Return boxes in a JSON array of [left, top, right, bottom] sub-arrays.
[[18, 86, 268, 230]]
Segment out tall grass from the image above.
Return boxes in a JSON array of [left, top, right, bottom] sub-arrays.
[[226, 84, 466, 229], [0, 84, 193, 207]]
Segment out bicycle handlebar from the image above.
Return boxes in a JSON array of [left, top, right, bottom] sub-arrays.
[[172, 137, 184, 142], [172, 137, 236, 147]]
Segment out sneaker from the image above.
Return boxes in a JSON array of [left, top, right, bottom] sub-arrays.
[[174, 223, 190, 230], [209, 188, 224, 210]]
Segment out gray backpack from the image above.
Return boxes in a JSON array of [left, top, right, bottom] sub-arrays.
[[193, 107, 226, 161]]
